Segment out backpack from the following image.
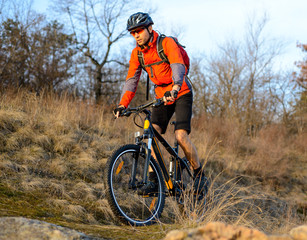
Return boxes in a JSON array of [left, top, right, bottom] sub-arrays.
[[137, 34, 190, 100]]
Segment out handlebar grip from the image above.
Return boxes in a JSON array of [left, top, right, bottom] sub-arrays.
[[153, 98, 164, 107], [120, 109, 131, 117], [115, 98, 164, 119]]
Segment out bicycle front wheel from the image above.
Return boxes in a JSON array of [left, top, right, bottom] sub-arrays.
[[104, 144, 166, 226]]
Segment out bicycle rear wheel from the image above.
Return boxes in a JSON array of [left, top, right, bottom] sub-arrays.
[[104, 144, 166, 226]]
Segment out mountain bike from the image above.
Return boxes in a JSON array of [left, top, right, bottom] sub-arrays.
[[104, 98, 208, 226]]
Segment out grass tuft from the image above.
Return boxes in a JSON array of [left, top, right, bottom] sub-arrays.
[[0, 89, 306, 239]]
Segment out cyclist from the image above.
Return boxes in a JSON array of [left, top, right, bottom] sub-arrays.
[[113, 12, 208, 195]]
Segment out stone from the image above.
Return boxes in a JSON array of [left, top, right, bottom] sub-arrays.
[[0, 217, 100, 240], [165, 222, 269, 240], [289, 225, 307, 240]]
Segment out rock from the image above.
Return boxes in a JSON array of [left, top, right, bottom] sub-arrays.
[[163, 230, 188, 240], [164, 222, 307, 240], [199, 222, 268, 240], [269, 236, 292, 240], [164, 222, 268, 240], [0, 217, 100, 240], [289, 225, 307, 240]]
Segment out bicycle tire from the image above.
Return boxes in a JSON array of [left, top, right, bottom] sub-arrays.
[[104, 144, 166, 226]]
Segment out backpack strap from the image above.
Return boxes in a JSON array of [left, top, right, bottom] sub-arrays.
[[137, 51, 146, 70], [137, 51, 150, 100], [156, 34, 169, 64], [137, 34, 172, 77], [136, 34, 173, 100], [156, 34, 186, 64], [137, 49, 165, 78]]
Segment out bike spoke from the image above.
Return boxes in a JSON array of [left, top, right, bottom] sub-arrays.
[[105, 146, 165, 226]]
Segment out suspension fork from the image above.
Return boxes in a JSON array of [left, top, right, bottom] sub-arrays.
[[129, 151, 139, 189], [139, 116, 153, 185], [142, 137, 152, 184]]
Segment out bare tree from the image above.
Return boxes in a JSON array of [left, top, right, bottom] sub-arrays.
[[188, 58, 209, 116], [0, 0, 39, 25], [51, 0, 142, 103], [205, 40, 245, 119], [204, 14, 285, 136], [293, 43, 307, 90], [291, 43, 307, 133], [242, 14, 284, 135]]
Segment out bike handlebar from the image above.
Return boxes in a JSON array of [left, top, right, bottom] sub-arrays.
[[119, 98, 164, 117]]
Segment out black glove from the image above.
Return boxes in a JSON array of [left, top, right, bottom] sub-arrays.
[[113, 106, 126, 117], [164, 90, 178, 99]]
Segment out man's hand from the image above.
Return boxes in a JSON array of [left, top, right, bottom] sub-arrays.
[[164, 90, 178, 102], [163, 84, 180, 103], [163, 90, 178, 103], [113, 105, 126, 118]]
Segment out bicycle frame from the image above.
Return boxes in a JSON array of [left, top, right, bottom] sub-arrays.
[[106, 99, 207, 226], [135, 109, 193, 196]]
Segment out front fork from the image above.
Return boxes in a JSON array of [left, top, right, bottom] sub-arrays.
[[142, 137, 152, 184], [134, 130, 152, 185], [129, 152, 139, 189]]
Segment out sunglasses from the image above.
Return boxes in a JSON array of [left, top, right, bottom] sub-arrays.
[[130, 28, 145, 36]]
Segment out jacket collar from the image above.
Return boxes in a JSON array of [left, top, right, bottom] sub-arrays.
[[137, 30, 159, 51]]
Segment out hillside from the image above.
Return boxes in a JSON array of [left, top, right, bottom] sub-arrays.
[[0, 90, 306, 239]]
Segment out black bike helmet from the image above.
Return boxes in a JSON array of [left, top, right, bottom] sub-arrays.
[[127, 12, 154, 31]]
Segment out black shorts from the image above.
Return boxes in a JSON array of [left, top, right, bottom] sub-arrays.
[[152, 91, 193, 134]]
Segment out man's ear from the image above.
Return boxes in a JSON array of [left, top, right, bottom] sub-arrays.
[[148, 25, 153, 33]]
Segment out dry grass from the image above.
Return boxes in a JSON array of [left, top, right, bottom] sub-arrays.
[[192, 113, 307, 185], [164, 174, 298, 234], [0, 89, 306, 239]]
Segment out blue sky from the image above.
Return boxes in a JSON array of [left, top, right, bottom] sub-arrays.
[[34, 0, 306, 70]]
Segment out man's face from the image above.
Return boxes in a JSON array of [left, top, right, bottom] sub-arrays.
[[130, 26, 152, 46]]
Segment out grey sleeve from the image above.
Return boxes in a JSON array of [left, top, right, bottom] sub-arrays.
[[170, 63, 186, 86], [120, 66, 142, 99]]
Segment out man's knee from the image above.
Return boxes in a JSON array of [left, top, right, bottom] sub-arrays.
[[153, 124, 163, 134]]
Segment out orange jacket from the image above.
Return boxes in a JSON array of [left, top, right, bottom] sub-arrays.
[[119, 30, 192, 108]]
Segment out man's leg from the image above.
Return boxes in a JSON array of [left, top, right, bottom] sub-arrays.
[[172, 92, 201, 171], [176, 129, 209, 194], [175, 129, 200, 170]]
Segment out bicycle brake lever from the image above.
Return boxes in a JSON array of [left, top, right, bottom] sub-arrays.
[[152, 98, 164, 107], [114, 108, 131, 118], [121, 109, 132, 117]]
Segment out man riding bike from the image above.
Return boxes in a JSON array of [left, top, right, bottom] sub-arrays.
[[113, 12, 208, 196]]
